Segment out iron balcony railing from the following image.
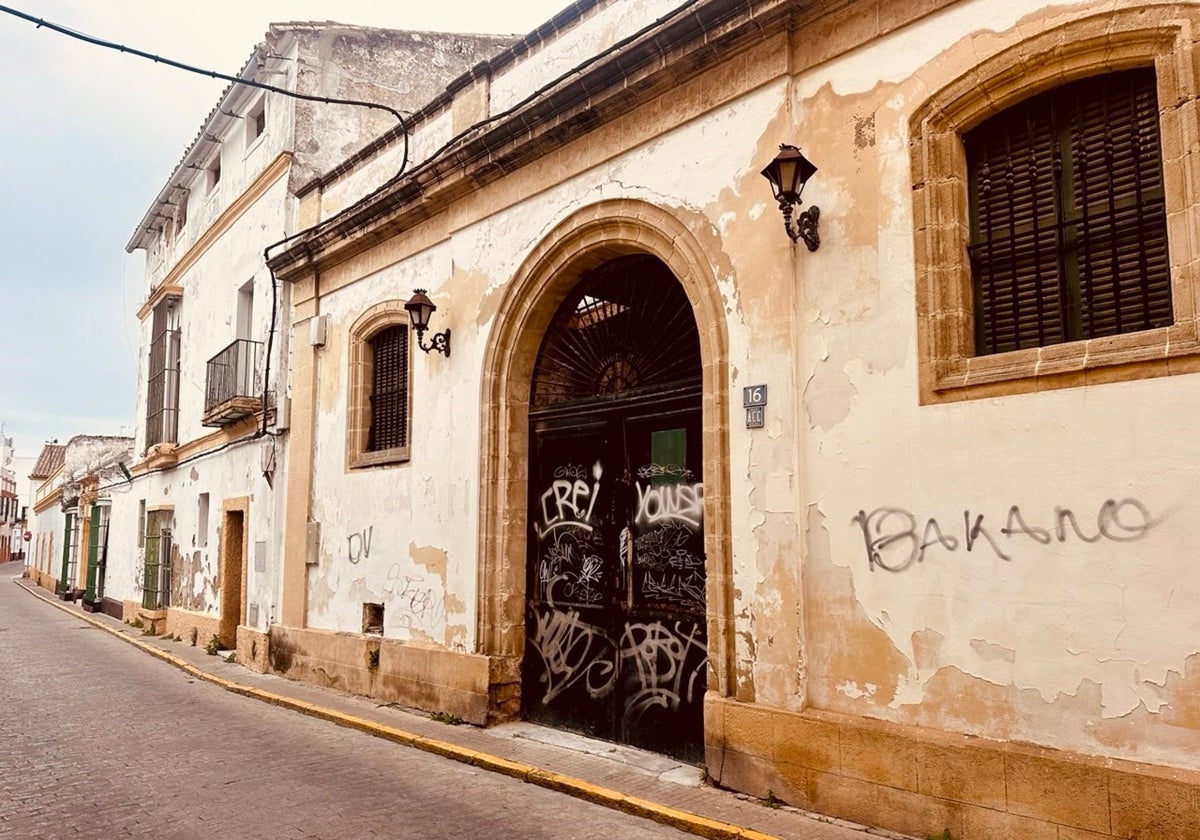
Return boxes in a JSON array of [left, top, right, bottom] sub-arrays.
[[203, 338, 263, 423]]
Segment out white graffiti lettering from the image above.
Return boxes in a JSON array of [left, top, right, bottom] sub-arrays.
[[530, 609, 618, 703], [537, 461, 603, 539], [620, 621, 707, 725], [635, 482, 704, 530]]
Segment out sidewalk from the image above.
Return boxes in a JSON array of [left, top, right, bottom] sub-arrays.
[[12, 572, 911, 840]]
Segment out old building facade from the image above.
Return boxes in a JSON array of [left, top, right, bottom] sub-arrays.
[[27, 442, 66, 592], [249, 0, 1200, 836], [109, 24, 518, 654], [25, 436, 132, 607]]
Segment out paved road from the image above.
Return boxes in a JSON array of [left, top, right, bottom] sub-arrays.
[[0, 563, 695, 840]]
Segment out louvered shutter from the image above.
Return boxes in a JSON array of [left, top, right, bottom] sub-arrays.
[[367, 325, 408, 451], [965, 68, 1170, 355]]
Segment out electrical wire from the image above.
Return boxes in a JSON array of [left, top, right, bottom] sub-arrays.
[[0, 4, 413, 446], [0, 4, 410, 175], [93, 431, 261, 494], [6, 0, 709, 471]]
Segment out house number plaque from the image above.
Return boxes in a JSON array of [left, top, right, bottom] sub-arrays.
[[744, 384, 767, 428]]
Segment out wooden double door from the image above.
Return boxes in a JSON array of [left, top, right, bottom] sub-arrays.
[[522, 395, 707, 762]]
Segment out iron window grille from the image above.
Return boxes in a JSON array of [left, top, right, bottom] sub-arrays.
[[965, 67, 1170, 356], [531, 255, 702, 410], [146, 299, 181, 447], [59, 511, 79, 595], [367, 325, 409, 452], [141, 524, 172, 610]]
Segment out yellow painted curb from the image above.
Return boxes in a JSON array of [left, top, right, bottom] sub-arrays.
[[13, 579, 781, 840]]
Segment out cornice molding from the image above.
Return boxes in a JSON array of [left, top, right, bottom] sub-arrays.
[[139, 151, 293, 318], [268, 0, 797, 281], [130, 414, 263, 477], [136, 284, 184, 321], [32, 488, 62, 515]]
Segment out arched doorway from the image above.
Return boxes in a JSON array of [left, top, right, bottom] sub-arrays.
[[522, 254, 707, 762]]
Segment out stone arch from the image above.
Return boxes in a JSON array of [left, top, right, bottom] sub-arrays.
[[476, 198, 734, 710]]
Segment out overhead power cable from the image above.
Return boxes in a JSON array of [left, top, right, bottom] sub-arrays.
[[0, 4, 410, 175], [0, 4, 412, 442]]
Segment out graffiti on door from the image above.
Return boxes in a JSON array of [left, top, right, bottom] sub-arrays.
[[632, 463, 705, 613], [534, 460, 612, 608], [527, 605, 707, 726]]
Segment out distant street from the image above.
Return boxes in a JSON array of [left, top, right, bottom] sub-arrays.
[[0, 562, 694, 840]]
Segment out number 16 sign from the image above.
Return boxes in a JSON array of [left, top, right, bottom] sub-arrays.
[[744, 384, 767, 428]]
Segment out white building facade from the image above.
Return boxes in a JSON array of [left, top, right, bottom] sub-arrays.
[[257, 1, 1200, 836], [111, 24, 518, 653]]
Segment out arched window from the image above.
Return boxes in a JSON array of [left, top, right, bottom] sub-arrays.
[[910, 13, 1200, 403], [347, 302, 411, 468]]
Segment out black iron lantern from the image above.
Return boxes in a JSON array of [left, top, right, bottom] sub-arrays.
[[760, 144, 820, 251], [404, 288, 451, 357]]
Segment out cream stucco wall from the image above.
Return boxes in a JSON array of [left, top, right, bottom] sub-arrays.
[[281, 0, 1200, 790]]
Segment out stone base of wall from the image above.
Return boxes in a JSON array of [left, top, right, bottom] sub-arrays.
[[236, 626, 270, 673], [164, 609, 220, 651], [121, 600, 168, 635], [32, 569, 56, 592], [267, 625, 493, 724], [98, 597, 122, 620], [707, 696, 1200, 840]]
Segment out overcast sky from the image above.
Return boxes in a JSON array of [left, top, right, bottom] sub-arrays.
[[0, 0, 571, 464]]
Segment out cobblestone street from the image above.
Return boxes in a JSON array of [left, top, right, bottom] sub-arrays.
[[0, 563, 696, 840]]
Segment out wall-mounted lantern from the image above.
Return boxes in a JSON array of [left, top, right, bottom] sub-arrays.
[[404, 289, 451, 357], [760, 144, 820, 252]]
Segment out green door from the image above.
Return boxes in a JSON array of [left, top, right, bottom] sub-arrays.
[[85, 505, 107, 603], [59, 512, 75, 595]]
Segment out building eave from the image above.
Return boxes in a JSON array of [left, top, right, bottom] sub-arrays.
[[269, 0, 806, 281], [125, 42, 276, 254]]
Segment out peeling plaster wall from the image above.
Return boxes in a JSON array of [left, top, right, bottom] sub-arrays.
[[487, 0, 681, 112], [293, 0, 1200, 777], [104, 445, 278, 630], [142, 45, 296, 291], [132, 175, 291, 459], [306, 244, 477, 648], [792, 0, 1200, 770], [305, 47, 800, 688], [289, 27, 517, 190], [313, 0, 685, 219]]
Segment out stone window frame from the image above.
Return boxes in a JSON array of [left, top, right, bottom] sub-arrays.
[[347, 300, 412, 470], [911, 10, 1200, 404]]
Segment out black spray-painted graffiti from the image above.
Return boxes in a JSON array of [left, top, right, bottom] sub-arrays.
[[346, 526, 373, 564], [528, 607, 706, 724], [852, 498, 1155, 572], [537, 460, 604, 539], [382, 563, 445, 628]]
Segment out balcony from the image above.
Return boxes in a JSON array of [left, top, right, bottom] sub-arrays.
[[202, 338, 263, 427]]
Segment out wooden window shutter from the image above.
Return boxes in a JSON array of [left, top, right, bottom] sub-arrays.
[[367, 325, 408, 452], [965, 68, 1170, 355]]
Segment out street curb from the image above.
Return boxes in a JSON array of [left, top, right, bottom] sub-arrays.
[[13, 579, 780, 840]]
